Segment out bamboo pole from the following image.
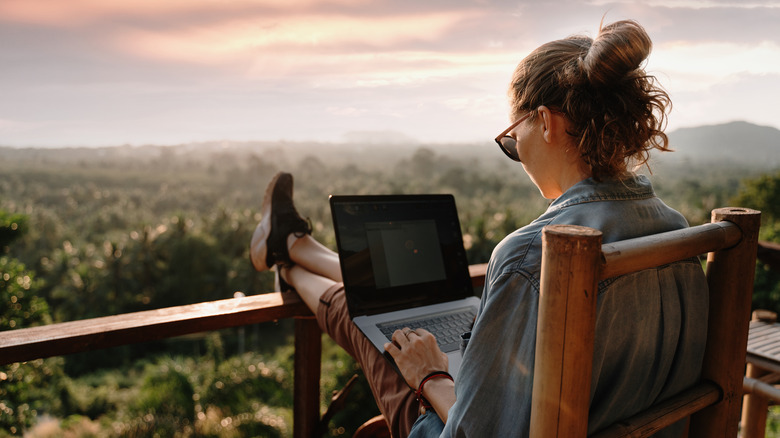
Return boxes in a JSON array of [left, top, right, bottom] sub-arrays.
[[689, 207, 761, 438], [590, 382, 721, 438], [600, 221, 741, 279], [741, 366, 770, 438], [530, 224, 603, 438], [743, 377, 780, 404], [741, 310, 777, 438]]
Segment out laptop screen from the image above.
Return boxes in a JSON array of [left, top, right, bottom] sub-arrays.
[[329, 194, 474, 316]]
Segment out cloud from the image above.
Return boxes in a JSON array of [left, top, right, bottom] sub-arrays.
[[326, 106, 367, 117], [1, 0, 779, 146], [0, 118, 33, 132], [112, 10, 482, 65], [646, 4, 780, 45], [668, 72, 780, 130], [600, 0, 780, 8], [651, 40, 780, 92], [0, 0, 364, 26]]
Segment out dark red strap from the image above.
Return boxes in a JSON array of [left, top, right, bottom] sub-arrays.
[[415, 371, 453, 408]]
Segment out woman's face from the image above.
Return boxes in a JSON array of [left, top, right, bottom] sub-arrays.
[[505, 109, 585, 199], [506, 115, 557, 198]]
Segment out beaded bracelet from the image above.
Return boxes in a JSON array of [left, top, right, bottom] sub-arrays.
[[415, 371, 454, 408]]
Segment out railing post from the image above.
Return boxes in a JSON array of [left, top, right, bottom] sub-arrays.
[[742, 363, 770, 438], [294, 317, 322, 438], [689, 207, 761, 438], [530, 224, 603, 438], [742, 310, 777, 438]]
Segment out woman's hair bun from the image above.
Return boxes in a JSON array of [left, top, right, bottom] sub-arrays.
[[508, 18, 670, 180], [582, 20, 652, 87]]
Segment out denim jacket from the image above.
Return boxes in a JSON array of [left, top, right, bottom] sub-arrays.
[[410, 174, 709, 437]]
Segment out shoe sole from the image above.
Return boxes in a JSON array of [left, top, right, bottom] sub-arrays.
[[250, 172, 283, 271]]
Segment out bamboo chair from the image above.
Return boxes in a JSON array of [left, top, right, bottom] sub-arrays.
[[532, 207, 761, 437]]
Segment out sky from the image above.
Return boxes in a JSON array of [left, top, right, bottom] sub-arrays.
[[1, 0, 779, 147]]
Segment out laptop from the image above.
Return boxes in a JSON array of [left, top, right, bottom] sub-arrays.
[[329, 194, 480, 377]]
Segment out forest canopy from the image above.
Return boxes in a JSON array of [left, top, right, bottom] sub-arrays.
[[1, 141, 778, 437]]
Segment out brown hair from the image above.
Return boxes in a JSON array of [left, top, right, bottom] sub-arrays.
[[509, 20, 671, 180]]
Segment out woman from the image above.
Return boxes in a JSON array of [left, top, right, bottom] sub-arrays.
[[250, 19, 708, 437]]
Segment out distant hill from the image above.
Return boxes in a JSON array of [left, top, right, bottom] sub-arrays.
[[666, 121, 780, 167], [1, 120, 778, 170]]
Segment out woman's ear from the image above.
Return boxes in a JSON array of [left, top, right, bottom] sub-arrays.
[[537, 106, 555, 143]]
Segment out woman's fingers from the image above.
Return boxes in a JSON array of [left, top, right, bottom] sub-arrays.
[[387, 327, 437, 350], [384, 340, 400, 356], [384, 327, 449, 389], [409, 328, 433, 342], [391, 327, 412, 346]]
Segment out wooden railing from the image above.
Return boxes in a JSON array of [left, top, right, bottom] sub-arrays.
[[758, 240, 780, 272], [0, 263, 489, 438]]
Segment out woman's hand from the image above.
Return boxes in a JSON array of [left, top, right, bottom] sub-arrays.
[[384, 328, 449, 391], [385, 328, 455, 423]]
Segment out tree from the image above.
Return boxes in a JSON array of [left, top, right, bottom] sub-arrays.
[[734, 171, 780, 236], [733, 171, 780, 314], [0, 211, 27, 254], [0, 210, 63, 435]]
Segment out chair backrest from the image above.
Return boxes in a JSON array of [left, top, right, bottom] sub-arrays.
[[529, 207, 762, 438]]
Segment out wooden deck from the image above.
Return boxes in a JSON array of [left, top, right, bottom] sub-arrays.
[[743, 314, 780, 438], [747, 319, 780, 374]]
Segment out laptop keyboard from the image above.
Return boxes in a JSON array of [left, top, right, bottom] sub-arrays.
[[378, 308, 477, 353]]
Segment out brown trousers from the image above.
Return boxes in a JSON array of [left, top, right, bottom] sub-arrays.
[[316, 283, 419, 437]]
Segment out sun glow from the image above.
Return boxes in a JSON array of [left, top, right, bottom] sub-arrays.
[[0, 0, 363, 25], [652, 40, 780, 91], [113, 11, 478, 64]]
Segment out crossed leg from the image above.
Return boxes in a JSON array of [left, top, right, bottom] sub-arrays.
[[251, 172, 420, 436], [277, 234, 420, 437], [281, 234, 342, 313]]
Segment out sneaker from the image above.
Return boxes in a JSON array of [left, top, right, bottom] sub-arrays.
[[250, 172, 311, 272]]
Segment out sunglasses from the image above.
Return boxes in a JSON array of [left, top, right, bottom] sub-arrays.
[[494, 112, 532, 162]]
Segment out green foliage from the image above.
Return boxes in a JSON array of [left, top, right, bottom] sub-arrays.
[[0, 358, 66, 435], [733, 171, 780, 244], [319, 338, 381, 435], [651, 159, 752, 226], [125, 363, 196, 436], [732, 171, 780, 316], [36, 210, 269, 324], [136, 364, 196, 420], [0, 211, 27, 251], [199, 354, 291, 420], [1, 144, 778, 435], [1, 256, 50, 331], [753, 263, 780, 315], [60, 370, 123, 419], [733, 171, 780, 223], [0, 210, 62, 435], [52, 352, 294, 437]]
